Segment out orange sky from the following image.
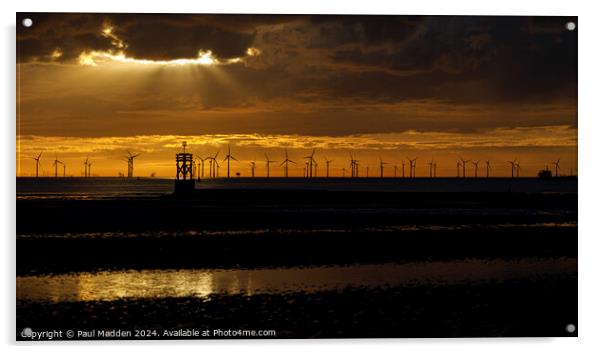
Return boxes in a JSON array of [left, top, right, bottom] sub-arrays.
[[16, 14, 578, 178]]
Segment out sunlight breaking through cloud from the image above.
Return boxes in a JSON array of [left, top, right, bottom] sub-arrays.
[[76, 23, 260, 67]]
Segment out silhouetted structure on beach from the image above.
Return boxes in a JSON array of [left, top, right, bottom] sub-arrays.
[[175, 142, 195, 193]]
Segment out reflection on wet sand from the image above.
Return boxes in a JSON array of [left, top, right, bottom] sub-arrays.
[[17, 258, 576, 303]]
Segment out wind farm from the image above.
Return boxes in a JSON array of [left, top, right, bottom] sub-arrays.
[[20, 145, 577, 183]]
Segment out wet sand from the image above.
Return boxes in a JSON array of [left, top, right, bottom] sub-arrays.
[[16, 187, 577, 339], [17, 275, 577, 339]]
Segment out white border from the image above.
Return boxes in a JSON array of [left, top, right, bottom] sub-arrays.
[[3, 1, 601, 353]]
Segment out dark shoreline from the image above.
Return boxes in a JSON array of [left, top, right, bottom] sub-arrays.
[[17, 190, 577, 233], [16, 188, 578, 338], [16, 190, 577, 275], [17, 227, 576, 276]]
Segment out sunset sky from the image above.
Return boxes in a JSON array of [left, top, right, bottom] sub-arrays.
[[16, 13, 577, 177]]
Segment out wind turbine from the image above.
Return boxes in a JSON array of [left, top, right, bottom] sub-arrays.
[[507, 159, 517, 178], [433, 162, 437, 177], [406, 157, 417, 178], [486, 160, 491, 177], [379, 157, 388, 178], [472, 160, 480, 178], [304, 149, 316, 178], [515, 160, 521, 178], [401, 160, 405, 178], [250, 160, 256, 178], [459, 157, 469, 178], [31, 152, 42, 177], [87, 161, 93, 177], [393, 164, 398, 177], [280, 150, 296, 177], [349, 152, 359, 178], [552, 159, 561, 177], [208, 150, 220, 178], [456, 161, 461, 178], [52, 156, 64, 177], [126, 151, 141, 178], [427, 159, 434, 178], [265, 153, 276, 177], [325, 157, 333, 177], [84, 157, 89, 177], [196, 156, 208, 180], [222, 145, 238, 178]]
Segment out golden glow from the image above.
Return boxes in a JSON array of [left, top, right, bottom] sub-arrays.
[[101, 24, 126, 49], [50, 48, 62, 60], [16, 258, 577, 302], [77, 48, 252, 67], [246, 47, 261, 56], [15, 127, 578, 178]]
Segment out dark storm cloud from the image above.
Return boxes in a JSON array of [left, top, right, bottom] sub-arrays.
[[327, 16, 577, 103], [17, 13, 113, 62], [16, 13, 296, 63], [17, 13, 577, 137]]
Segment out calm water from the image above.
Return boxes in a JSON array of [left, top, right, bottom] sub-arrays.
[[17, 177, 173, 199], [16, 258, 576, 303], [17, 177, 577, 200]]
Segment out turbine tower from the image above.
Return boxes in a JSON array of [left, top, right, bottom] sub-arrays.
[[52, 156, 64, 177], [84, 157, 89, 177], [208, 150, 220, 178], [507, 159, 517, 178], [304, 149, 316, 178], [349, 152, 359, 178], [486, 160, 491, 177], [472, 160, 480, 177], [250, 160, 256, 178], [126, 151, 141, 178], [196, 156, 208, 180], [552, 159, 561, 177], [427, 159, 434, 178], [459, 157, 469, 178], [31, 152, 42, 177], [406, 157, 417, 178], [325, 157, 333, 177], [379, 157, 388, 178], [222, 145, 238, 178], [515, 160, 521, 178], [280, 150, 296, 177], [265, 153, 276, 177]]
